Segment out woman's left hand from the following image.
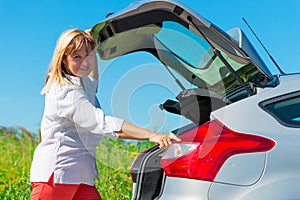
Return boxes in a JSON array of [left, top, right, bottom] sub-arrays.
[[149, 133, 181, 148]]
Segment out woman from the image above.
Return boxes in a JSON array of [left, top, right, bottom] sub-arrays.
[[30, 29, 180, 200]]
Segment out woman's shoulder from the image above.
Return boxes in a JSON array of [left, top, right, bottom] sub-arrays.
[[41, 74, 82, 95], [57, 84, 84, 99], [42, 81, 83, 103], [41, 75, 97, 97]]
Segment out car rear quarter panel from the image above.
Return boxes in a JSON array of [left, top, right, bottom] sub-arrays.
[[209, 74, 300, 199]]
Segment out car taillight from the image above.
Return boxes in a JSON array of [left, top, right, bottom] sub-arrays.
[[160, 120, 275, 182]]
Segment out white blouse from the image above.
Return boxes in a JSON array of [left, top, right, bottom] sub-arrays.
[[30, 75, 124, 186]]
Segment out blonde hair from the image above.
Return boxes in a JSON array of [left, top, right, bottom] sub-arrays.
[[42, 29, 96, 93]]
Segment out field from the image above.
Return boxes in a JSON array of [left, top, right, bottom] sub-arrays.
[[0, 126, 154, 199]]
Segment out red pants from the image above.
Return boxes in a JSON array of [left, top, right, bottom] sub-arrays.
[[30, 173, 102, 200]]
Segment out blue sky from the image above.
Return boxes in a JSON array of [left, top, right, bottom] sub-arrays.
[[0, 0, 299, 133]]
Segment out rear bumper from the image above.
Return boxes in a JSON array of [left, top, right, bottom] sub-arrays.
[[159, 177, 211, 200]]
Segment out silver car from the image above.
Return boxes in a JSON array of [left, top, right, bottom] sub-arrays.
[[91, 0, 300, 199]]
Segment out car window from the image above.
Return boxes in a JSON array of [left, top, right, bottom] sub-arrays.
[[153, 21, 260, 95], [260, 91, 300, 128]]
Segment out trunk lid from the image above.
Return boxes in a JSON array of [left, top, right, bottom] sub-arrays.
[[91, 0, 273, 99]]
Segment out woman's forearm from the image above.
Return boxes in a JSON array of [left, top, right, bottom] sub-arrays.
[[118, 121, 156, 140], [117, 121, 181, 148]]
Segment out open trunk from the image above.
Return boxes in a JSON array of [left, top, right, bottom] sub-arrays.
[[90, 1, 277, 199]]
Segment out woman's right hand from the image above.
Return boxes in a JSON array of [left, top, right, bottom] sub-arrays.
[[117, 121, 181, 148], [149, 133, 181, 148]]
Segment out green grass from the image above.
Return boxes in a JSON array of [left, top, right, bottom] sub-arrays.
[[0, 127, 154, 199]]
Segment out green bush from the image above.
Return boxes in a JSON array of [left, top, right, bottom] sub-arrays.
[[0, 127, 35, 200], [0, 127, 154, 199], [96, 138, 154, 199]]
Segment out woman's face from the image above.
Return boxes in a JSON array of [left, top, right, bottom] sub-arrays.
[[64, 45, 94, 77]]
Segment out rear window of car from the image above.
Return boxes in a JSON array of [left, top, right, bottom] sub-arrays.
[[259, 91, 300, 128]]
